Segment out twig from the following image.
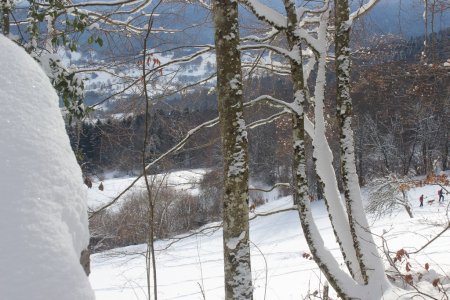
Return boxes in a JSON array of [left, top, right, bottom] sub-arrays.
[[409, 222, 450, 254]]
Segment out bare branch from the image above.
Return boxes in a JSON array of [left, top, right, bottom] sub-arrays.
[[249, 182, 291, 193]]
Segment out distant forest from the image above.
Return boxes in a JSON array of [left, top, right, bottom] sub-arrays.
[[69, 28, 449, 192]]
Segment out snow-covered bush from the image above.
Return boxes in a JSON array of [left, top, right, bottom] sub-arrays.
[[0, 35, 93, 299]]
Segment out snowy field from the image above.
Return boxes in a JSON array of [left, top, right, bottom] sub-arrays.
[[89, 174, 450, 299], [87, 169, 207, 209]]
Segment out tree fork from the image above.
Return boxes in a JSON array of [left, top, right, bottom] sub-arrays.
[[283, 0, 358, 291]]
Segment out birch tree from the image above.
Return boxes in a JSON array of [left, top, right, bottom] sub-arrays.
[[212, 1, 253, 299]]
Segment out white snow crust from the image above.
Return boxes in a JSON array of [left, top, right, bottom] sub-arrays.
[[0, 34, 94, 300]]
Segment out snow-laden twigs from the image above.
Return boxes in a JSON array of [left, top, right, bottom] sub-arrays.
[[244, 95, 315, 137], [294, 28, 321, 54]]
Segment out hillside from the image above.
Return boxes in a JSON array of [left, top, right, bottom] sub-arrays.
[[88, 173, 450, 299]]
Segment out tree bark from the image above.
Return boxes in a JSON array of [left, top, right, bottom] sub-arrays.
[[212, 1, 253, 299], [80, 249, 90, 276]]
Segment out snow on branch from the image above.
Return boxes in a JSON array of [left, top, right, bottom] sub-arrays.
[[349, 0, 380, 23], [241, 28, 280, 43], [246, 110, 288, 129], [294, 28, 321, 53], [240, 0, 287, 30]]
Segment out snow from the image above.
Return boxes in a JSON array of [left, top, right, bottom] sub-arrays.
[[226, 231, 246, 250], [88, 171, 450, 300], [0, 35, 94, 299]]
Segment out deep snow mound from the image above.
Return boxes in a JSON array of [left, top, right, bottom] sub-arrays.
[[0, 35, 94, 299]]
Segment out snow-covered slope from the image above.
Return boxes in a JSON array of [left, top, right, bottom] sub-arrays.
[[87, 169, 207, 209], [89, 175, 450, 299], [0, 34, 94, 300]]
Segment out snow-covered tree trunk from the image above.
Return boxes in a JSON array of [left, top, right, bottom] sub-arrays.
[[308, 7, 365, 284], [277, 1, 364, 288], [335, 0, 387, 288], [282, 0, 308, 209], [282, 2, 332, 289], [281, 3, 357, 296], [282, 3, 341, 290], [212, 1, 253, 299], [335, 0, 368, 283]]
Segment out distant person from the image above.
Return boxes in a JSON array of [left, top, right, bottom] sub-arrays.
[[419, 194, 424, 207], [438, 189, 444, 202]]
